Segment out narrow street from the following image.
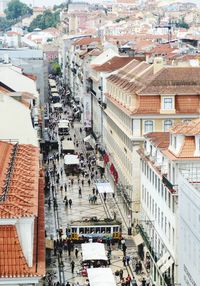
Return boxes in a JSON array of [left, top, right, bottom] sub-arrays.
[[43, 77, 146, 286]]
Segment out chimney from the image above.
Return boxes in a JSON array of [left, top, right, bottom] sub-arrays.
[[153, 57, 164, 74]]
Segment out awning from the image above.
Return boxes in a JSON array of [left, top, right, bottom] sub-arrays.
[[49, 79, 56, 87], [95, 182, 114, 193], [53, 103, 62, 109], [62, 140, 75, 151], [87, 268, 116, 286], [45, 239, 54, 249], [133, 233, 144, 246], [81, 243, 107, 261], [157, 252, 170, 268], [64, 154, 79, 165], [58, 120, 69, 128], [84, 135, 96, 148], [160, 257, 174, 274], [51, 87, 58, 93]]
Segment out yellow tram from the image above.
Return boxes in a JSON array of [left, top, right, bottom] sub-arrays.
[[68, 217, 122, 241]]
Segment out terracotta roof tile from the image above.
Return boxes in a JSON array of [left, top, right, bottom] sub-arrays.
[[145, 132, 170, 149], [170, 119, 200, 135], [73, 37, 100, 46], [0, 142, 39, 218], [178, 136, 196, 158], [91, 56, 135, 72]]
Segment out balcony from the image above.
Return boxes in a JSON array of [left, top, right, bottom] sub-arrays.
[[162, 175, 177, 194], [136, 224, 158, 263]]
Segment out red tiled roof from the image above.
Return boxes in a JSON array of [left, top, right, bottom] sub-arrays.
[[145, 132, 170, 149], [0, 142, 39, 218], [0, 170, 45, 278], [170, 119, 200, 135], [91, 56, 135, 72], [73, 37, 100, 46], [149, 43, 175, 55]]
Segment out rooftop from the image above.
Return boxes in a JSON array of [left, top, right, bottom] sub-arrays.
[[91, 56, 134, 72]]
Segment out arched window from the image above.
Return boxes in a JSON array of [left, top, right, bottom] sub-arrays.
[[144, 120, 153, 133], [164, 120, 173, 131]]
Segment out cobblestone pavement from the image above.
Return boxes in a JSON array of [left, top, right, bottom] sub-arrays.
[[44, 93, 149, 286]]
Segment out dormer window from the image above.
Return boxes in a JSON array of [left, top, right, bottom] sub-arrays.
[[160, 95, 175, 114], [163, 97, 173, 110]]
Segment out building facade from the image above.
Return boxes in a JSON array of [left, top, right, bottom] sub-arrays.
[[138, 119, 200, 286]]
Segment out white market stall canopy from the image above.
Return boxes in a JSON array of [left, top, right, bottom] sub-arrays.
[[84, 135, 96, 148], [51, 87, 58, 93], [95, 182, 114, 193], [62, 140, 75, 151], [53, 103, 62, 109], [64, 154, 79, 165], [58, 120, 70, 129], [87, 268, 116, 286], [49, 79, 56, 87], [81, 243, 107, 261]]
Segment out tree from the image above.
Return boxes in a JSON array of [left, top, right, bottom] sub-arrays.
[[5, 0, 32, 20], [50, 61, 61, 76], [0, 17, 13, 31], [28, 10, 60, 32]]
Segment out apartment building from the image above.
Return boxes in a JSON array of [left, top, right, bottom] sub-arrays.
[[104, 58, 200, 218], [137, 119, 200, 286]]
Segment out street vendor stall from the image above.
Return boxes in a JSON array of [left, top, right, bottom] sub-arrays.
[[81, 243, 107, 262], [87, 268, 116, 286]]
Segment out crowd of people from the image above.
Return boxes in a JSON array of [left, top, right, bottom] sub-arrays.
[[44, 75, 150, 286]]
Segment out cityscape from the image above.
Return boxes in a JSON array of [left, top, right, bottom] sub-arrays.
[[0, 0, 200, 286]]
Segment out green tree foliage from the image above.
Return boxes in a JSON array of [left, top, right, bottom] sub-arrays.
[[28, 10, 60, 32], [50, 61, 61, 76], [5, 0, 32, 20], [0, 17, 13, 31]]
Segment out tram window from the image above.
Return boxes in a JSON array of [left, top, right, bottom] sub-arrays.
[[80, 227, 84, 234], [106, 227, 111, 233], [96, 227, 100, 233], [101, 227, 105, 233], [113, 227, 118, 232], [72, 228, 77, 233], [89, 228, 94, 233], [85, 227, 90, 233]]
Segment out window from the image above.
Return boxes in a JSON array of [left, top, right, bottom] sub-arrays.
[[163, 97, 173, 110], [144, 120, 153, 133], [161, 212, 164, 229], [164, 120, 173, 131], [174, 136, 177, 148]]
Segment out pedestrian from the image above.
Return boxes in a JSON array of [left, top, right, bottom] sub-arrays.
[[103, 192, 106, 202], [119, 269, 123, 280], [88, 178, 91, 186], [122, 244, 127, 256], [141, 277, 146, 286], [64, 183, 67, 192], [126, 275, 131, 286], [92, 187, 95, 195], [81, 179, 84, 186], [71, 260, 75, 274], [78, 186, 82, 198], [66, 282, 71, 286], [75, 247, 79, 258], [126, 255, 130, 266], [71, 178, 74, 186], [65, 199, 68, 208], [69, 199, 72, 208], [60, 168, 63, 176], [123, 256, 126, 267]]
